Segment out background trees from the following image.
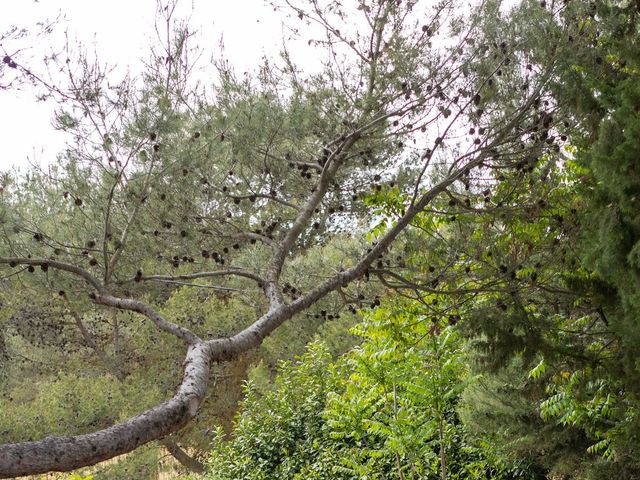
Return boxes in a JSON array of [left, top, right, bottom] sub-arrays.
[[456, 1, 640, 478]]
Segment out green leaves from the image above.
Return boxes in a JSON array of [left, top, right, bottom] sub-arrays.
[[206, 342, 341, 480], [325, 304, 470, 477], [528, 358, 546, 380], [199, 295, 530, 479]]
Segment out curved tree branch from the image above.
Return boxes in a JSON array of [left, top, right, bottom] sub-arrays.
[[0, 258, 105, 294], [93, 294, 201, 345], [0, 258, 200, 345], [0, 342, 211, 478]]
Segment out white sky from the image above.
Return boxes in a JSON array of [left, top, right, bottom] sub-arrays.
[[0, 0, 296, 173]]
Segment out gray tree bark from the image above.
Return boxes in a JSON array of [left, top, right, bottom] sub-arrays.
[[0, 342, 211, 477]]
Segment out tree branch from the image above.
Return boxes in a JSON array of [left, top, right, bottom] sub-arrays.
[[0, 258, 105, 294], [92, 294, 201, 345], [67, 308, 123, 379], [0, 342, 211, 478], [144, 279, 244, 291], [160, 438, 205, 474], [288, 153, 488, 314], [136, 269, 265, 286], [372, 268, 505, 295], [227, 192, 300, 212], [268, 131, 362, 282]]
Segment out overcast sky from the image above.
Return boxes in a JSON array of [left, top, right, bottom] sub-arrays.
[[0, 0, 295, 172]]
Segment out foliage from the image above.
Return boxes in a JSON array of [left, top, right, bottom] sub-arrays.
[[454, 1, 640, 478], [201, 298, 541, 480], [326, 306, 467, 478], [2, 0, 640, 477], [205, 341, 340, 480]]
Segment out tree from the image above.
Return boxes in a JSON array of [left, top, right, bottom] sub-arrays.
[[325, 304, 477, 480], [0, 0, 569, 475], [454, 1, 640, 477]]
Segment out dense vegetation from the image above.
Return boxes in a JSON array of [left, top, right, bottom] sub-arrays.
[[1, 0, 639, 478]]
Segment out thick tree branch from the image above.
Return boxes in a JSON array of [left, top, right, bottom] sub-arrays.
[[289, 155, 488, 314], [0, 342, 211, 478], [268, 132, 361, 282], [201, 162, 479, 359], [197, 161, 481, 360], [207, 304, 292, 362]]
